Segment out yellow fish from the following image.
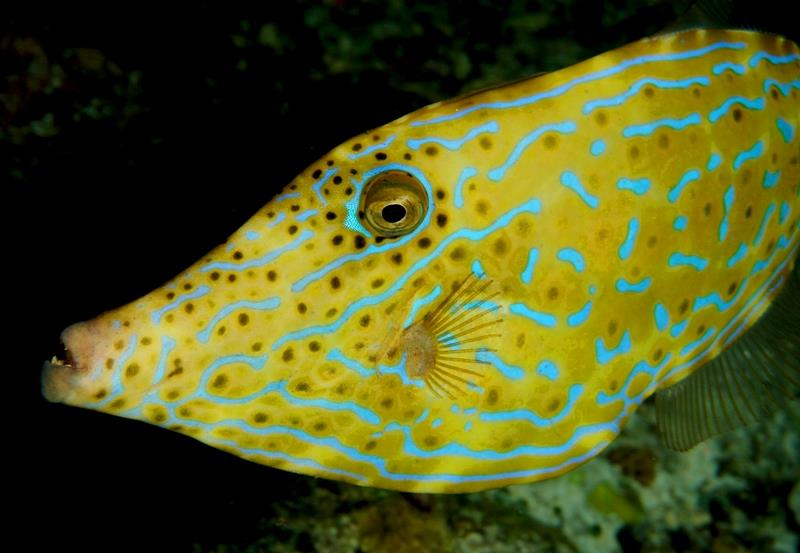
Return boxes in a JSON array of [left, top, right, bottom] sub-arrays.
[[43, 20, 800, 493]]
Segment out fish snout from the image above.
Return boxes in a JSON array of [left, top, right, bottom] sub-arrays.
[[41, 321, 109, 405]]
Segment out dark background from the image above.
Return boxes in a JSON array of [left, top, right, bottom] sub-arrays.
[[5, 1, 797, 551]]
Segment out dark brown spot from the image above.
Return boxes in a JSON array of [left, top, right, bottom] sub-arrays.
[[309, 341, 320, 352], [403, 152, 412, 160], [547, 287, 559, 300], [728, 281, 737, 295], [608, 320, 618, 336], [371, 278, 384, 288], [212, 374, 228, 389], [543, 135, 558, 149], [330, 276, 341, 290], [228, 274, 237, 282], [679, 298, 690, 314], [418, 237, 431, 249], [325, 211, 337, 221], [251, 342, 263, 352], [238, 313, 249, 326], [254, 413, 268, 423], [595, 111, 608, 126], [380, 398, 394, 409], [125, 364, 139, 378], [653, 348, 663, 362], [313, 422, 327, 432], [449, 246, 465, 260], [424, 436, 438, 447], [210, 271, 220, 281], [288, 225, 298, 235], [365, 440, 377, 450], [233, 251, 243, 260], [375, 152, 387, 160], [658, 134, 669, 149], [692, 87, 701, 98], [352, 143, 362, 152], [391, 252, 403, 265], [479, 136, 492, 150], [355, 235, 366, 249], [547, 398, 561, 412], [771, 87, 779, 100], [359, 314, 371, 327], [486, 389, 498, 405], [493, 237, 508, 256], [217, 326, 226, 336], [745, 205, 753, 218], [476, 201, 488, 215], [297, 302, 307, 314], [94, 389, 107, 399], [697, 324, 706, 335], [332, 175, 342, 185], [435, 189, 445, 200], [141, 337, 152, 346], [282, 348, 294, 362], [166, 292, 175, 300], [732, 108, 743, 122], [424, 146, 438, 156], [332, 235, 343, 246], [295, 381, 310, 392], [183, 283, 193, 291], [326, 307, 337, 318], [704, 203, 712, 216], [312, 169, 322, 179], [436, 213, 448, 227], [266, 270, 277, 282], [647, 235, 657, 248], [629, 146, 640, 160], [643, 86, 655, 97], [110, 399, 126, 410]]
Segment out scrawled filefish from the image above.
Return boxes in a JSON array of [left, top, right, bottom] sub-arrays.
[[42, 16, 800, 493]]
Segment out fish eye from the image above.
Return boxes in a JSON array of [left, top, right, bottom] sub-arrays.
[[361, 171, 427, 237]]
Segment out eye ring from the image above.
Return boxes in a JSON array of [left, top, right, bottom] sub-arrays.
[[361, 171, 428, 237]]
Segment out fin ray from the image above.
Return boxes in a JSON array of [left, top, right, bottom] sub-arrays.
[[656, 264, 799, 451]]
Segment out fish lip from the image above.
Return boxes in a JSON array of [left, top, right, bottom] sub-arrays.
[[41, 326, 88, 403]]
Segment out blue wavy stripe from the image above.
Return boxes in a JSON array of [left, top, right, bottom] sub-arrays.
[[197, 297, 281, 343], [582, 76, 709, 114], [708, 96, 764, 123], [668, 252, 709, 271], [509, 302, 557, 327], [487, 121, 576, 181], [480, 384, 583, 426], [349, 135, 395, 159], [615, 277, 651, 293], [733, 140, 764, 170], [407, 121, 499, 151], [151, 285, 211, 324], [622, 113, 701, 138], [560, 171, 599, 209], [595, 330, 632, 364], [201, 230, 312, 273]]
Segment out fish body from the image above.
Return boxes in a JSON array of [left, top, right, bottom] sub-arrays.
[[43, 28, 800, 493]]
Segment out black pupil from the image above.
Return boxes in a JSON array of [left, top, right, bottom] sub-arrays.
[[382, 204, 407, 223]]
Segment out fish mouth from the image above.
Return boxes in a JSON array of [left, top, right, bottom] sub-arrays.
[[41, 322, 98, 404]]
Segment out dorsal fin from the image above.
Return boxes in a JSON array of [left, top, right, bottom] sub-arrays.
[[655, 262, 800, 451], [658, 0, 798, 43]]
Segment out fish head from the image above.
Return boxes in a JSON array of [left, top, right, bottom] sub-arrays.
[[41, 96, 540, 490]]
